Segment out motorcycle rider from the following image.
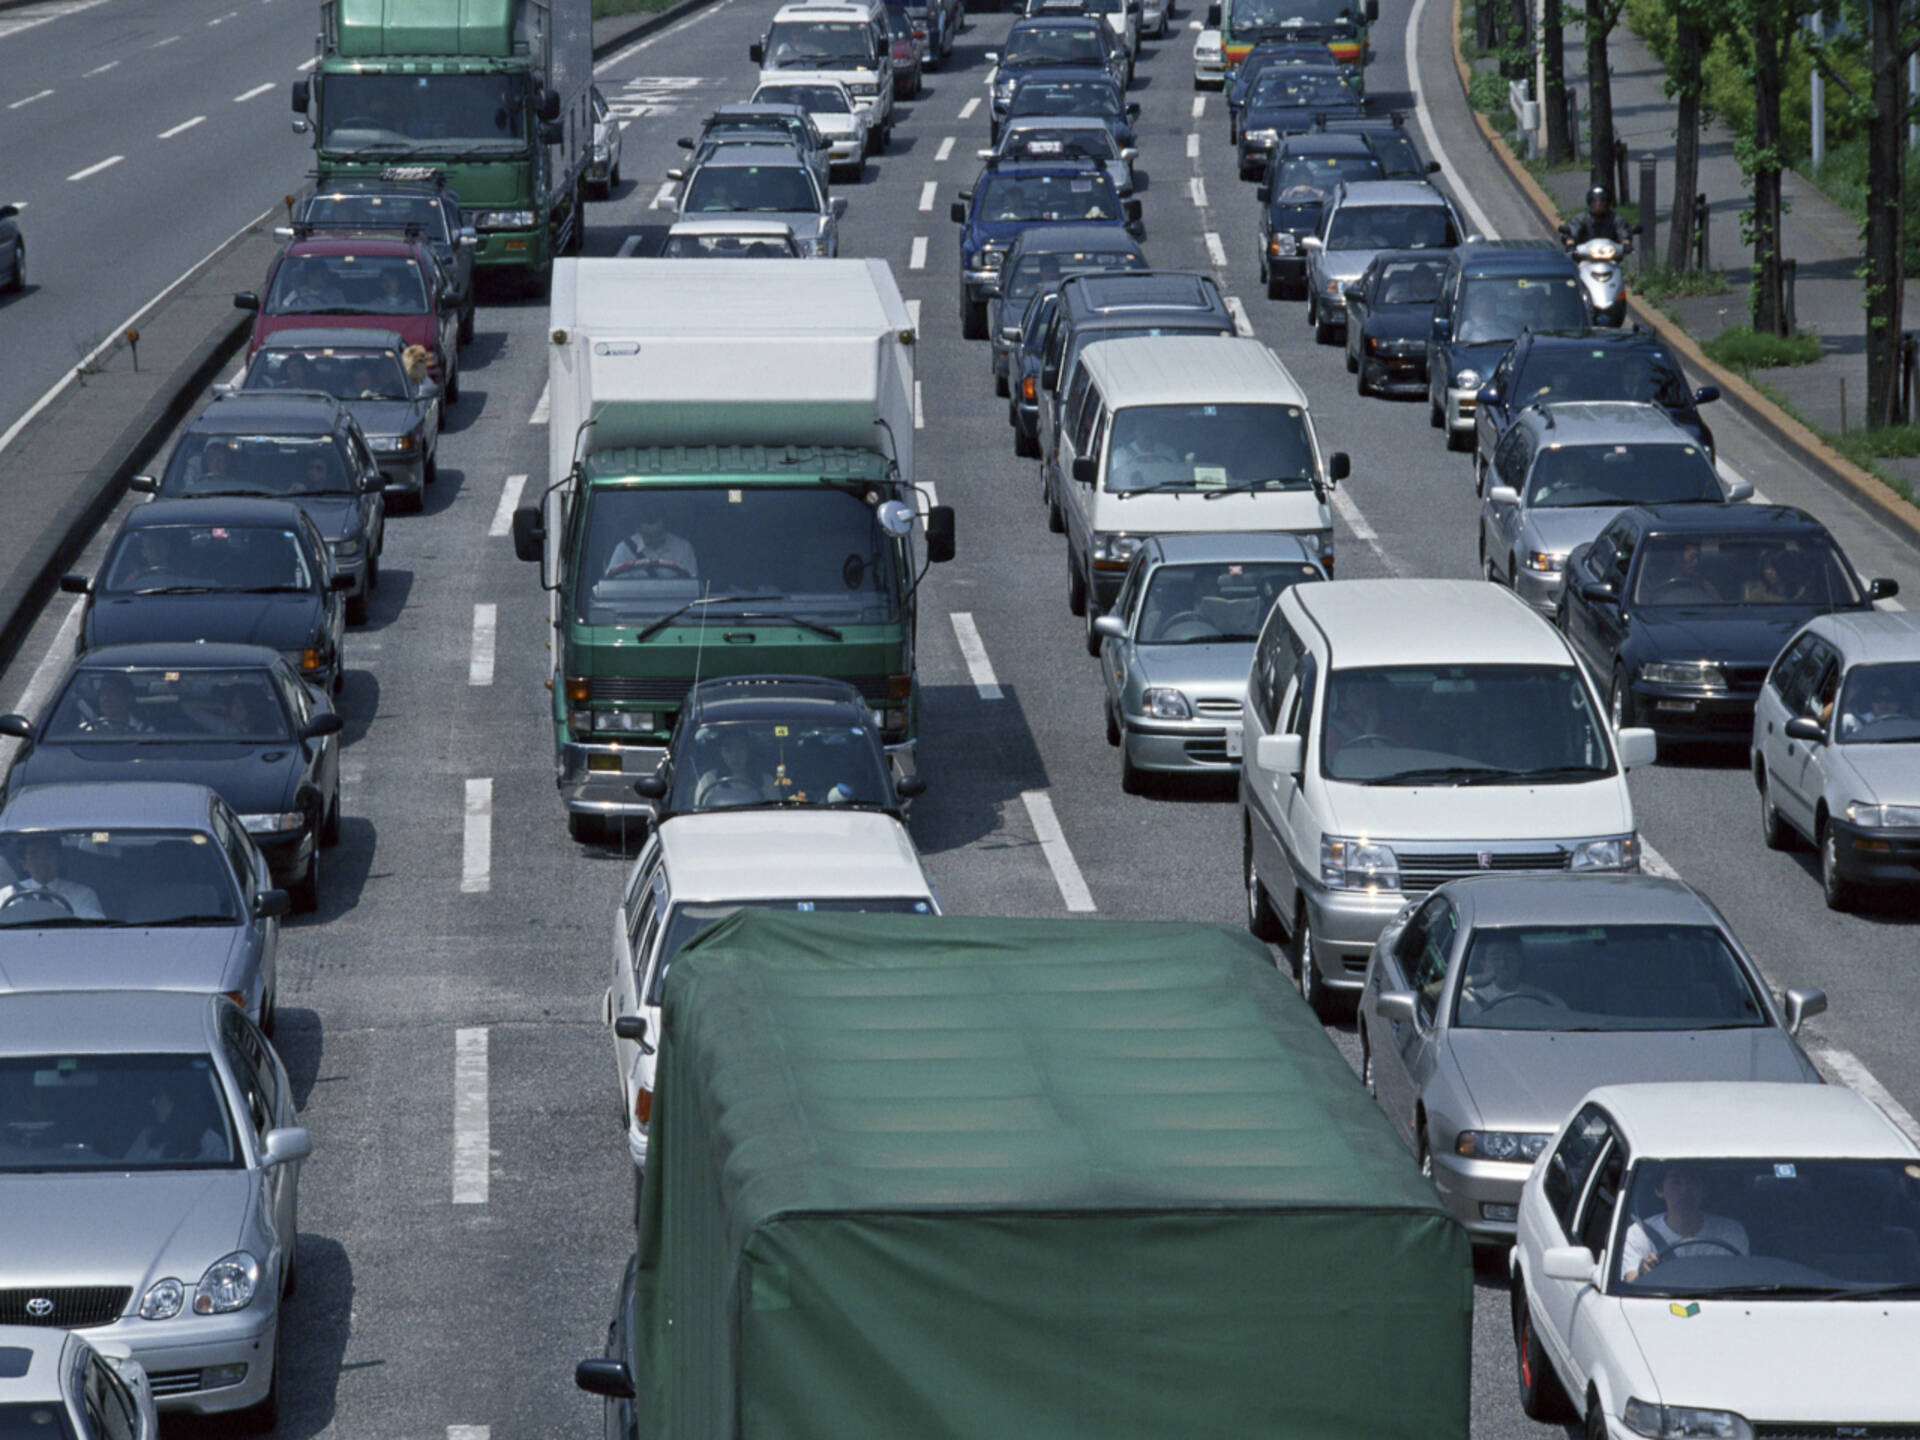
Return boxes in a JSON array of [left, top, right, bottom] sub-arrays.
[[1565, 185, 1630, 249]]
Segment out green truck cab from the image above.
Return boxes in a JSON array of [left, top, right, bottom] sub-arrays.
[[290, 0, 593, 277]]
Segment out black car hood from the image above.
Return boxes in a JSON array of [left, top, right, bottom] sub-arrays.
[[1632, 604, 1830, 666], [12, 743, 304, 814], [1363, 303, 1438, 340], [1441, 338, 1514, 372], [1265, 198, 1326, 236], [291, 493, 362, 544], [84, 593, 325, 654]]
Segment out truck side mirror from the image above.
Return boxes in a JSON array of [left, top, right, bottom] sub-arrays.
[[1071, 455, 1099, 485], [749, 40, 766, 62], [537, 86, 561, 122], [896, 775, 928, 799], [575, 1359, 635, 1401], [511, 504, 546, 564], [925, 504, 956, 564], [1206, 2, 1221, 24], [291, 79, 309, 113], [614, 1014, 649, 1042], [632, 773, 667, 800], [1365, 0, 1379, 18], [1327, 451, 1350, 481], [539, 121, 564, 145]]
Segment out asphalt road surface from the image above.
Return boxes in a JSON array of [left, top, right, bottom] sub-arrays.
[[2, 0, 1918, 1435]]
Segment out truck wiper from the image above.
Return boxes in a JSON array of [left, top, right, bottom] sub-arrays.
[[633, 594, 757, 643], [1201, 477, 1312, 499], [722, 610, 844, 641]]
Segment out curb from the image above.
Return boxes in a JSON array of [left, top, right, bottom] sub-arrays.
[[1443, 0, 1920, 552]]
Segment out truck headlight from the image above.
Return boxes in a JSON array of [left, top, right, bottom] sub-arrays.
[[592, 711, 657, 734], [1638, 660, 1726, 689], [1453, 1130, 1552, 1162], [1141, 688, 1192, 720], [1452, 367, 1482, 391], [1321, 836, 1398, 891], [1090, 532, 1141, 570], [978, 248, 1005, 270], [369, 434, 416, 454], [474, 210, 537, 231], [1570, 834, 1637, 871], [1846, 801, 1920, 827], [1622, 1400, 1752, 1440], [240, 812, 306, 836], [1521, 550, 1566, 573], [139, 1278, 185, 1320], [194, 1252, 261, 1315]]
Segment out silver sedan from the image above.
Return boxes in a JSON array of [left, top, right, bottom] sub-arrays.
[[0, 991, 309, 1425], [1094, 532, 1325, 790], [1358, 872, 1826, 1244]]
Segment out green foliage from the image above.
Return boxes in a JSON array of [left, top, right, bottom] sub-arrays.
[[1810, 140, 1920, 270], [1467, 68, 1509, 115], [1702, 324, 1825, 369], [1636, 263, 1732, 299], [1833, 425, 1920, 461]]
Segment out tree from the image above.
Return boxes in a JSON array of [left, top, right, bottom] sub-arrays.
[[1543, 0, 1573, 161], [1727, 0, 1811, 335], [1572, 0, 1631, 195], [1665, 0, 1712, 270], [1861, 0, 1919, 426]]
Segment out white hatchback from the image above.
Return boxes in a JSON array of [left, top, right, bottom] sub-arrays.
[[1511, 1081, 1920, 1438]]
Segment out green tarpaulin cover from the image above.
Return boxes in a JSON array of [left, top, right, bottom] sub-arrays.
[[630, 910, 1472, 1439]]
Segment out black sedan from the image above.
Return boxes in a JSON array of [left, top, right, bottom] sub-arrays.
[[0, 201, 22, 295], [633, 674, 925, 819], [1225, 41, 1341, 142], [1235, 65, 1362, 180], [1341, 250, 1446, 396], [1557, 504, 1897, 742], [1255, 133, 1382, 299], [0, 644, 344, 910], [63, 499, 349, 694]]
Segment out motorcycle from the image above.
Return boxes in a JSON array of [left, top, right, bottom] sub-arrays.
[[1558, 222, 1637, 326]]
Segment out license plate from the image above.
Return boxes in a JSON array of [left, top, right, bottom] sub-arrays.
[[1225, 723, 1244, 759]]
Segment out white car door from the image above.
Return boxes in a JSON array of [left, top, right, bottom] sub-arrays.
[[1533, 1107, 1626, 1394], [610, 843, 665, 1129]]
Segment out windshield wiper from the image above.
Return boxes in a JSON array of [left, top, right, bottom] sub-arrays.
[[720, 610, 844, 641], [0, 917, 110, 928], [140, 914, 238, 927], [633, 594, 755, 643], [130, 585, 219, 596], [1816, 1280, 1920, 1301], [1458, 764, 1611, 785], [1202, 477, 1313, 499], [191, 488, 279, 498], [1363, 765, 1504, 786], [1687, 1283, 1864, 1298]]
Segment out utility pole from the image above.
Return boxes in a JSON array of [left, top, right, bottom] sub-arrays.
[[1809, 12, 1826, 167]]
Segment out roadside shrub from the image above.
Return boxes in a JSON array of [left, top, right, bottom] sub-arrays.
[[1702, 325, 1824, 371]]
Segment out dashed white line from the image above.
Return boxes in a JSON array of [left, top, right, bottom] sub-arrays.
[[1186, 132, 1200, 159], [909, 235, 927, 269], [297, 56, 318, 72], [950, 613, 1003, 700], [959, 97, 980, 120], [207, 8, 239, 23], [921, 481, 939, 509], [158, 115, 206, 139], [151, 33, 180, 46], [233, 82, 274, 102], [461, 778, 493, 895], [914, 380, 925, 430], [1225, 296, 1253, 336], [452, 1027, 490, 1202], [8, 89, 53, 110], [1191, 95, 1206, 119], [917, 180, 938, 212], [650, 181, 676, 209], [529, 383, 550, 426], [1188, 176, 1208, 208], [905, 298, 921, 331], [67, 155, 124, 181], [935, 136, 955, 162], [448, 1429, 491, 1440], [1204, 231, 1228, 268], [490, 474, 528, 537], [469, 604, 497, 686], [1021, 791, 1097, 912], [616, 233, 643, 257], [83, 61, 120, 76]]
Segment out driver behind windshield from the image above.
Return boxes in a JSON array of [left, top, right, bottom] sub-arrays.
[[1621, 1164, 1750, 1282], [0, 835, 106, 919], [606, 512, 699, 579]]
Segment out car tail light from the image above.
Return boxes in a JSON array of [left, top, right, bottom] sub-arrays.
[[1021, 376, 1036, 402]]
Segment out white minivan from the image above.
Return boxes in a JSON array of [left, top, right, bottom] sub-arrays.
[[1239, 578, 1656, 1018], [1050, 334, 1345, 654], [752, 0, 895, 148]]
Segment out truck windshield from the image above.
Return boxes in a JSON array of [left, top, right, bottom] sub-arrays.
[[1231, 0, 1361, 33], [574, 486, 902, 628], [649, 896, 934, 1003], [1105, 402, 1317, 494], [320, 73, 529, 151]]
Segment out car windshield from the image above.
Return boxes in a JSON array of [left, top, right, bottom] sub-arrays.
[[976, 171, 1123, 221], [1512, 350, 1692, 408], [1630, 534, 1862, 608], [755, 84, 851, 113], [661, 230, 801, 258], [1105, 402, 1318, 494], [245, 346, 413, 400], [1272, 152, 1381, 199], [1005, 23, 1105, 63], [263, 252, 429, 317], [1249, 70, 1351, 107], [1375, 259, 1445, 303], [886, 8, 915, 37], [45, 667, 293, 744], [319, 72, 528, 150], [1005, 247, 1145, 301], [765, 19, 876, 65], [1005, 126, 1118, 162], [574, 484, 901, 628], [1450, 924, 1768, 1031], [101, 524, 317, 596], [1612, 1159, 1920, 1297], [668, 718, 894, 812], [1836, 662, 1920, 745], [1136, 561, 1319, 644], [1454, 274, 1588, 343], [0, 829, 241, 928], [1322, 664, 1614, 784], [0, 1053, 240, 1172], [301, 193, 451, 244], [647, 896, 935, 1004], [684, 164, 819, 213], [1523, 443, 1721, 508], [1326, 204, 1456, 251], [1007, 79, 1123, 119], [160, 435, 357, 498]]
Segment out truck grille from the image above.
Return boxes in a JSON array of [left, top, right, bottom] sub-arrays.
[[1397, 847, 1570, 892], [587, 675, 897, 706], [0, 1286, 130, 1328]]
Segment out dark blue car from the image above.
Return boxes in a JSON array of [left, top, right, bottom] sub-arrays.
[[988, 17, 1127, 140], [1002, 68, 1138, 151], [1427, 240, 1588, 450], [1254, 131, 1381, 299], [1235, 65, 1362, 179], [1225, 41, 1343, 142], [952, 158, 1139, 339]]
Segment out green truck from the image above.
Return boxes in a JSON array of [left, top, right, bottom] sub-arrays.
[[290, 0, 593, 279], [576, 910, 1474, 1439], [512, 259, 954, 843]]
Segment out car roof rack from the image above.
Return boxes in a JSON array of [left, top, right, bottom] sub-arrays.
[[280, 219, 429, 240]]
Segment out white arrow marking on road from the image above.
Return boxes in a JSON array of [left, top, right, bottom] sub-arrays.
[[529, 384, 549, 426], [67, 155, 123, 181], [461, 779, 492, 895], [158, 116, 206, 139], [959, 97, 980, 120], [909, 236, 927, 269], [935, 136, 955, 161], [1186, 132, 1199, 158], [1188, 176, 1207, 208], [233, 83, 274, 102], [950, 613, 1003, 700], [1022, 792, 1097, 912], [8, 89, 53, 109], [918, 180, 938, 212], [1204, 231, 1227, 268], [491, 474, 528, 537], [452, 1027, 490, 1201], [469, 604, 497, 686]]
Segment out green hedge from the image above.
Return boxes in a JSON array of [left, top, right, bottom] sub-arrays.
[[1701, 325, 1824, 371]]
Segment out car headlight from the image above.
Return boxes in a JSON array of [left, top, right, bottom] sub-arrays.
[[1521, 550, 1566, 573], [1321, 835, 1399, 891], [330, 539, 364, 564], [979, 248, 1005, 270], [995, 78, 1016, 100], [139, 1277, 185, 1321], [1622, 1400, 1753, 1440], [240, 811, 307, 836], [1325, 276, 1346, 296], [1271, 232, 1299, 255], [1453, 1130, 1553, 1162], [194, 1252, 261, 1315], [1846, 801, 1920, 828], [1090, 532, 1141, 570], [368, 434, 416, 454], [1244, 127, 1279, 145], [474, 209, 537, 231], [1452, 367, 1482, 391], [1570, 834, 1637, 871], [1638, 660, 1726, 688], [1141, 688, 1193, 720]]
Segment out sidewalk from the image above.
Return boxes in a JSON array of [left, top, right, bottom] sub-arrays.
[[1496, 19, 1920, 496]]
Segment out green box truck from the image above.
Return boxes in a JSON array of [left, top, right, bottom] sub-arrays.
[[290, 0, 593, 279], [576, 910, 1474, 1439]]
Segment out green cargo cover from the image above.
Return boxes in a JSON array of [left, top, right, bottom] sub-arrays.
[[630, 910, 1472, 1440]]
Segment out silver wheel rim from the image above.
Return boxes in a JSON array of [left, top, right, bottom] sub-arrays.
[[1824, 828, 1839, 891], [1298, 917, 1315, 1000]]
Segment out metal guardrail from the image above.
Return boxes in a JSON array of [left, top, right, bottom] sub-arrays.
[[1508, 79, 1540, 159]]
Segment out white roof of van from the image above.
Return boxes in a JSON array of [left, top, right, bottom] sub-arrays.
[[1292, 579, 1572, 668], [1078, 335, 1308, 409], [655, 810, 934, 904]]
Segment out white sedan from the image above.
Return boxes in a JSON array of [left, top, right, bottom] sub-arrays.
[[751, 76, 870, 179], [1511, 1081, 1920, 1438]]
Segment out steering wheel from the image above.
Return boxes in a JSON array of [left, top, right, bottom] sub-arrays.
[[700, 778, 764, 808], [1475, 989, 1569, 1013], [1648, 1236, 1744, 1265], [607, 557, 692, 579], [0, 889, 74, 915]]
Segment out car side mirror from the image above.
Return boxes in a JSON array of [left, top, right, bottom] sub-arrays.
[[1693, 385, 1720, 405], [897, 774, 928, 799], [1121, 147, 1139, 162], [58, 574, 90, 594], [290, 79, 310, 113], [1343, 284, 1365, 305], [977, 147, 996, 159], [1071, 455, 1099, 485], [0, 714, 32, 740], [1486, 484, 1520, 506], [1476, 385, 1500, 406], [1256, 184, 1272, 202], [129, 474, 159, 494], [1093, 614, 1126, 639], [1615, 726, 1656, 770], [330, 572, 354, 591], [1126, 102, 1141, 120], [665, 167, 685, 181], [262, 1127, 312, 1167], [613, 1014, 648, 1042], [1426, 159, 1442, 174], [983, 50, 998, 62], [950, 199, 968, 223], [632, 772, 667, 800], [1255, 731, 1303, 776], [576, 1359, 636, 1401], [1870, 577, 1900, 601], [1327, 451, 1350, 482], [300, 712, 345, 741], [1578, 579, 1616, 603], [254, 889, 292, 919], [1783, 986, 1827, 1033], [925, 504, 956, 564], [1124, 198, 1143, 225], [511, 504, 546, 563], [1375, 990, 1417, 1026], [1724, 478, 1754, 502], [1783, 715, 1825, 744], [749, 40, 766, 61], [1206, 2, 1221, 24], [1301, 235, 1324, 252], [233, 292, 259, 311], [1541, 1245, 1599, 1285], [539, 120, 564, 145], [831, 196, 849, 219]]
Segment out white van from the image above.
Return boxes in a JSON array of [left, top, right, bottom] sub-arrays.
[[752, 0, 895, 145], [1051, 334, 1344, 653], [1239, 579, 1656, 1019]]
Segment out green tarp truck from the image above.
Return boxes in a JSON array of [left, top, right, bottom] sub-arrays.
[[576, 910, 1473, 1439]]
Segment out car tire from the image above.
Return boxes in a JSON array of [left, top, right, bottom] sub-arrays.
[[961, 293, 988, 340], [1429, 384, 1444, 428], [1067, 556, 1087, 616], [1609, 665, 1637, 731], [1758, 767, 1791, 850], [1084, 600, 1102, 656], [1244, 823, 1283, 942], [1513, 1283, 1574, 1421], [1819, 815, 1858, 912], [1106, 701, 1121, 747], [346, 586, 369, 625], [1014, 424, 1040, 459], [1293, 901, 1340, 1021], [458, 304, 475, 346], [290, 849, 320, 914], [321, 791, 341, 848], [1120, 745, 1150, 794], [1345, 344, 1358, 374], [3, 242, 21, 294], [995, 371, 1009, 398]]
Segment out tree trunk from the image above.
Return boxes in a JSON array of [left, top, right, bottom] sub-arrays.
[[1750, 12, 1790, 336], [1544, 0, 1572, 161], [1861, 0, 1908, 427], [1667, 15, 1703, 270], [1477, 0, 1499, 53], [1586, 8, 1617, 194]]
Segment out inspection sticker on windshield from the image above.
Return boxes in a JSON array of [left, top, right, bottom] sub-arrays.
[[1669, 1302, 1700, 1318], [1194, 466, 1229, 488], [1774, 1163, 1797, 1178]]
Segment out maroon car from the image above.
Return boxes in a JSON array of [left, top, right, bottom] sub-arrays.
[[885, 7, 924, 97], [235, 234, 460, 403]]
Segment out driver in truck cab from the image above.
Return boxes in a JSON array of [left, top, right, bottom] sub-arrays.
[[606, 513, 699, 578]]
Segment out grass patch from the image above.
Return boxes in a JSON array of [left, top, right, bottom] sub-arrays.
[[1702, 325, 1823, 372], [1833, 425, 1920, 462], [1636, 263, 1731, 302], [1745, 377, 1916, 504], [592, 0, 673, 16]]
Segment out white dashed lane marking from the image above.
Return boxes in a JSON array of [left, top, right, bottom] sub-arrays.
[[461, 779, 492, 895], [490, 475, 528, 538], [158, 116, 205, 139], [909, 236, 927, 269], [469, 604, 497, 686], [232, 82, 275, 102], [1204, 231, 1227, 268], [452, 1028, 490, 1202], [935, 136, 954, 161], [950, 613, 1003, 700], [67, 155, 123, 181], [917, 180, 937, 212], [1022, 791, 1097, 912]]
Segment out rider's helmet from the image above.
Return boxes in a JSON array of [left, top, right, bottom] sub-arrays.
[[1586, 184, 1612, 215]]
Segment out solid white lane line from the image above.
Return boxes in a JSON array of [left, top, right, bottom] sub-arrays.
[[616, 233, 642, 257], [1813, 1047, 1920, 1147], [1021, 791, 1097, 912], [908, 235, 927, 269], [1188, 176, 1207, 208], [461, 778, 492, 895], [950, 613, 1003, 700], [914, 380, 925, 429], [650, 181, 675, 209], [66, 155, 123, 181], [83, 61, 120, 76], [8, 89, 53, 109], [1405, 0, 1495, 240], [1204, 231, 1227, 268], [1226, 296, 1253, 336], [233, 82, 274, 102], [935, 136, 955, 162], [452, 1027, 490, 1203], [1638, 837, 1680, 879], [959, 97, 980, 120], [529, 383, 550, 426], [1331, 488, 1397, 575], [1186, 132, 1200, 159], [469, 604, 497, 686], [917, 180, 937, 212], [596, 0, 740, 67], [158, 116, 206, 139], [1191, 95, 1205, 119], [491, 474, 528, 537]]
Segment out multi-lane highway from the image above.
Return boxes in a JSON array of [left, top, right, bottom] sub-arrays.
[[2, 0, 1918, 1434]]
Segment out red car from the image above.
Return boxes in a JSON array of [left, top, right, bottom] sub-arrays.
[[235, 233, 460, 404], [885, 7, 925, 97]]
